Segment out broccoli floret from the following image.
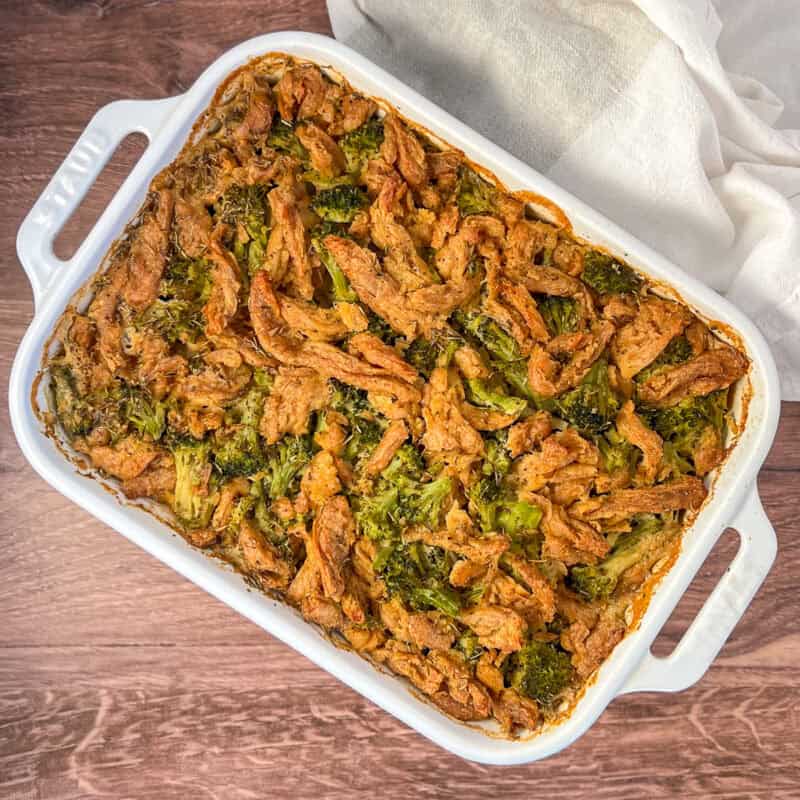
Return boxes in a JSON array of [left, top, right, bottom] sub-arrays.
[[456, 167, 496, 217], [159, 256, 212, 306], [355, 447, 451, 540], [329, 378, 370, 418], [557, 359, 619, 434], [344, 415, 385, 466], [263, 434, 312, 500], [482, 429, 512, 482], [49, 365, 92, 439], [327, 380, 386, 468], [355, 485, 400, 541], [125, 388, 167, 441], [456, 630, 484, 663], [311, 185, 368, 223], [382, 444, 425, 483], [642, 391, 727, 474], [267, 120, 308, 160], [365, 311, 400, 346], [217, 183, 270, 230], [596, 426, 638, 477], [452, 311, 533, 401], [465, 378, 528, 416], [581, 251, 641, 295], [634, 335, 693, 384], [216, 184, 271, 275], [310, 223, 358, 303], [468, 474, 542, 538], [505, 640, 573, 705], [405, 333, 463, 378], [405, 337, 439, 378], [659, 440, 694, 479], [302, 171, 356, 190], [495, 501, 543, 537], [569, 515, 665, 601], [468, 476, 501, 533], [405, 476, 453, 529], [454, 310, 519, 363], [536, 295, 579, 337], [213, 386, 267, 478], [172, 439, 218, 528], [137, 298, 203, 344], [374, 539, 462, 617], [340, 118, 384, 172]]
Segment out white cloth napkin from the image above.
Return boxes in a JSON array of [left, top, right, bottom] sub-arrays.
[[327, 0, 800, 400]]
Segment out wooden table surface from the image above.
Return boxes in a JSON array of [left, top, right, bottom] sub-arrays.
[[1, 2, 798, 797]]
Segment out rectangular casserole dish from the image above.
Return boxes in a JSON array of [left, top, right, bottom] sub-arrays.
[[9, 31, 780, 765]]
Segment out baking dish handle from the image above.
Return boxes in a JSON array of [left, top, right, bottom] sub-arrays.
[[619, 486, 775, 694], [16, 96, 181, 308]]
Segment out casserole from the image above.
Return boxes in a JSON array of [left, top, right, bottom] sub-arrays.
[[10, 32, 780, 764]]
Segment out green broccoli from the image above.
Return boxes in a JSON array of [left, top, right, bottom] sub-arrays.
[[327, 379, 386, 467], [125, 387, 167, 441], [404, 476, 453, 529], [137, 298, 203, 344], [311, 244, 358, 303], [49, 365, 92, 439], [382, 443, 425, 484], [536, 295, 579, 337], [468, 476, 502, 534], [356, 485, 402, 542], [454, 310, 519, 363], [556, 359, 620, 434], [339, 118, 384, 172], [642, 390, 727, 475], [451, 311, 533, 400], [456, 629, 485, 663], [404, 332, 463, 378], [311, 185, 368, 223], [456, 166, 496, 216], [267, 120, 308, 160], [404, 337, 439, 378], [596, 426, 638, 477], [482, 429, 512, 483], [172, 439, 218, 528], [505, 640, 573, 705], [495, 501, 543, 538], [355, 447, 452, 541], [213, 386, 267, 478], [310, 223, 358, 303], [374, 539, 462, 617], [465, 378, 528, 416], [302, 170, 356, 190], [262, 434, 312, 500], [216, 183, 271, 275], [329, 378, 370, 418], [634, 335, 693, 384], [581, 250, 642, 295], [569, 515, 666, 601], [468, 473, 542, 538], [159, 256, 212, 307], [344, 415, 385, 467], [365, 311, 401, 346], [659, 440, 694, 479], [248, 480, 297, 562], [380, 447, 452, 530]]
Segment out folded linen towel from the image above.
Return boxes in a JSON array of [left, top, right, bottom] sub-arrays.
[[328, 0, 800, 399]]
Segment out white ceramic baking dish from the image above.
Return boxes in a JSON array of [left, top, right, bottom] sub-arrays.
[[10, 32, 780, 765]]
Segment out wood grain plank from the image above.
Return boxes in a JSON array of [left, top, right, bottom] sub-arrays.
[[1, 1, 798, 797], [1, 645, 798, 799]]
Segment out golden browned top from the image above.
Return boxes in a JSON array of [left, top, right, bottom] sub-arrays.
[[43, 55, 749, 736]]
